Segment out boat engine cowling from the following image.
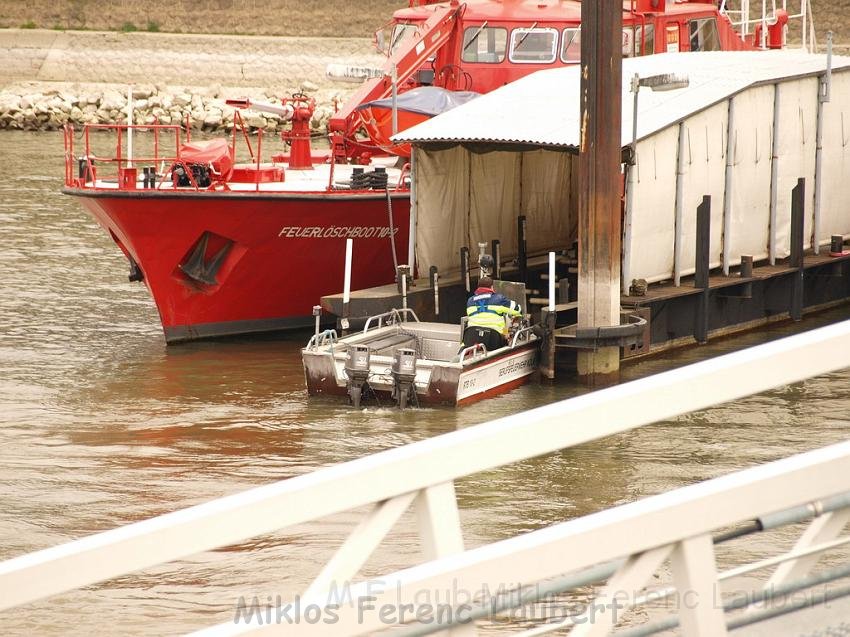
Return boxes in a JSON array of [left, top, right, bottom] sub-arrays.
[[345, 344, 371, 409], [391, 347, 417, 409]]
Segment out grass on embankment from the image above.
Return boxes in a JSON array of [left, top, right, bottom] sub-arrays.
[[0, 0, 403, 38]]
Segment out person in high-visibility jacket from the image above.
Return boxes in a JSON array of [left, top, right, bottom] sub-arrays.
[[463, 276, 522, 351]]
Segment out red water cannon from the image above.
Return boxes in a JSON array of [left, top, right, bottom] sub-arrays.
[[753, 9, 789, 49], [226, 94, 316, 170], [280, 93, 316, 170]]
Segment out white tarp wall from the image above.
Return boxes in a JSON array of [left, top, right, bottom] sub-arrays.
[[628, 126, 679, 282], [819, 70, 850, 245], [677, 102, 728, 276], [413, 147, 574, 274], [727, 84, 774, 267], [774, 77, 818, 258], [413, 146, 470, 274], [625, 69, 850, 286]]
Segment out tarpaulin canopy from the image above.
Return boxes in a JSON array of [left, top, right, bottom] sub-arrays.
[[178, 138, 233, 177], [357, 86, 480, 117]]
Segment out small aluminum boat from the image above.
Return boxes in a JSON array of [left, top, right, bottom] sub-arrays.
[[302, 309, 539, 408]]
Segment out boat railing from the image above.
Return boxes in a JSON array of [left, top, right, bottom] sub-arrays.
[[395, 161, 411, 190], [362, 307, 420, 333], [306, 329, 339, 352], [2, 321, 849, 635], [63, 111, 279, 193], [63, 122, 200, 191], [720, 0, 815, 51]]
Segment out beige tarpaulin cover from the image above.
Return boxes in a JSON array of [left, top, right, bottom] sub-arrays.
[[414, 147, 575, 274]]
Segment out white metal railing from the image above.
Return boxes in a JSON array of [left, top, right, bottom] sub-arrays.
[[305, 328, 338, 351], [2, 320, 850, 636], [720, 0, 816, 52], [363, 307, 420, 332]]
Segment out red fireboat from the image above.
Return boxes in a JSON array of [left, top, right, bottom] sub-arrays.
[[62, 0, 794, 343]]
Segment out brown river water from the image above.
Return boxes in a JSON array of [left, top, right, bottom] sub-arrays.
[[1, 130, 849, 635]]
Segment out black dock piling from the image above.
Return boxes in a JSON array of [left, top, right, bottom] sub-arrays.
[[517, 216, 528, 284], [740, 255, 753, 298], [694, 195, 711, 344], [539, 307, 556, 380], [790, 178, 805, 322]]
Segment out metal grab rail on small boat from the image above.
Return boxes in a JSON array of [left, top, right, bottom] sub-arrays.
[[458, 342, 487, 363], [456, 325, 534, 364], [362, 308, 420, 333], [510, 325, 536, 348], [306, 329, 338, 352]]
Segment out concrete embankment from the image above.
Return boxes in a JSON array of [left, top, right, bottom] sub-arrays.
[[0, 29, 383, 132]]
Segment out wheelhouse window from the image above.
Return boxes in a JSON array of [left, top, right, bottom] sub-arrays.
[[622, 27, 635, 57], [636, 23, 655, 55], [509, 27, 558, 63], [389, 23, 418, 55], [562, 26, 641, 61], [561, 27, 581, 62], [689, 18, 721, 51], [461, 25, 508, 63]]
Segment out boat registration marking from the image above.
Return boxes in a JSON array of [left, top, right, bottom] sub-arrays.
[[279, 225, 399, 239], [456, 348, 538, 400]]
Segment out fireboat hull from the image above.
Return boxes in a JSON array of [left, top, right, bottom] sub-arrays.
[[65, 188, 410, 343]]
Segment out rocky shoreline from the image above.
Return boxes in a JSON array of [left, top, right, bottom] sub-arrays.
[[0, 81, 344, 133], [0, 28, 380, 134]]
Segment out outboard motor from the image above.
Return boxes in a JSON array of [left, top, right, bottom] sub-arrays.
[[345, 344, 371, 408], [391, 347, 417, 409]]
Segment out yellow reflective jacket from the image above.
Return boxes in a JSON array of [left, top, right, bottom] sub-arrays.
[[465, 288, 522, 336]]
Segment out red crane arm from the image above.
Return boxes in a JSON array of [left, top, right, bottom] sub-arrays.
[[328, 2, 464, 160]]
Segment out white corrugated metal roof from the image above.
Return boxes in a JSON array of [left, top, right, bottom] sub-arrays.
[[393, 51, 850, 149]]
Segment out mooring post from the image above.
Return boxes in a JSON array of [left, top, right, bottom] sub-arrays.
[[790, 178, 805, 321], [517, 216, 528, 284], [694, 195, 711, 344], [341, 237, 353, 335], [740, 254, 753, 299], [397, 264, 410, 310], [429, 265, 440, 320], [312, 305, 322, 342], [576, 0, 622, 382], [460, 247, 471, 293], [492, 239, 501, 279]]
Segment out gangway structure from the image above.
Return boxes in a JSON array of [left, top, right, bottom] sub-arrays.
[[1, 321, 850, 635]]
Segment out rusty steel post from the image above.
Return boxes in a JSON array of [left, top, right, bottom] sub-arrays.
[[577, 0, 623, 382]]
